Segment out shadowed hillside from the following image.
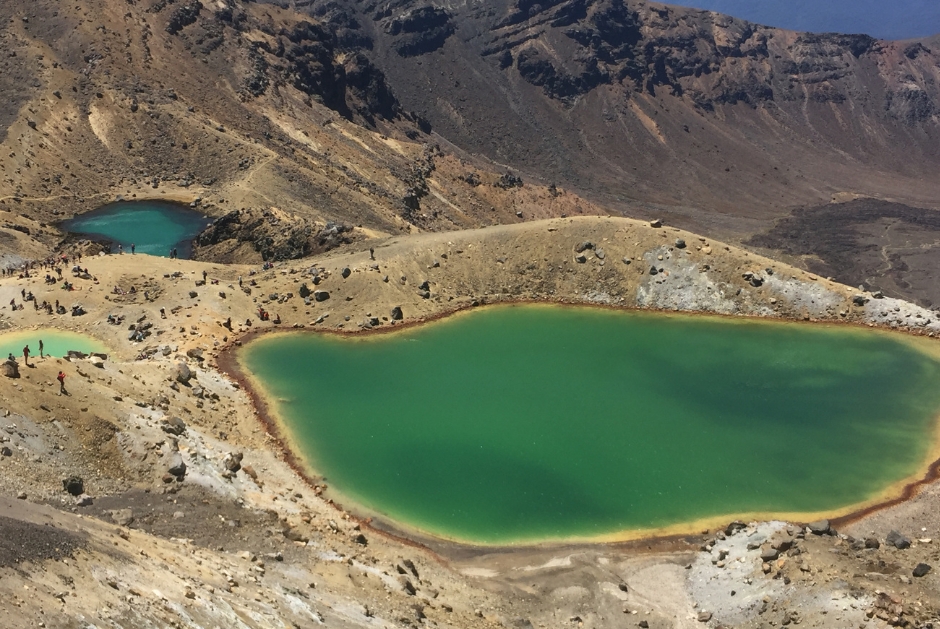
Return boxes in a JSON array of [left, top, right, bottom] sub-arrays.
[[275, 0, 940, 237]]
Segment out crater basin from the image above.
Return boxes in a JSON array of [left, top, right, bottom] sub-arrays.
[[238, 305, 940, 545], [60, 200, 211, 258]]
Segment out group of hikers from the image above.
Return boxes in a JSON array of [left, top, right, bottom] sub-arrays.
[[3, 252, 86, 277], [6, 342, 67, 393], [256, 307, 281, 324], [5, 250, 103, 315]]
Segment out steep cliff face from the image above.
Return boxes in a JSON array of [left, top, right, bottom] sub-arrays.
[[282, 0, 940, 232], [164, 1, 405, 128]]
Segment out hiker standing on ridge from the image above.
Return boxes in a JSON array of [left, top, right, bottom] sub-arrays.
[[38, 339, 44, 358], [131, 243, 136, 254], [57, 371, 67, 394], [22, 345, 30, 366]]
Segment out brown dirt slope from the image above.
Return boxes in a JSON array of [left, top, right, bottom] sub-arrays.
[[285, 0, 940, 235]]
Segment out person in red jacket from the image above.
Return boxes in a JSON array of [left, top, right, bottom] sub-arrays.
[[57, 371, 67, 394]]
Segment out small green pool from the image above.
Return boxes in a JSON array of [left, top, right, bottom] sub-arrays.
[[60, 201, 211, 258], [0, 329, 106, 361], [240, 305, 940, 544]]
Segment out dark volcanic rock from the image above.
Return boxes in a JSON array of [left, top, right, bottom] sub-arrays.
[[0, 516, 84, 568], [193, 208, 356, 263], [807, 520, 830, 535], [167, 455, 187, 480], [166, 1, 203, 35], [161, 416, 187, 436], [748, 199, 940, 307], [385, 6, 455, 57], [887, 530, 912, 550], [63, 476, 85, 496], [343, 52, 400, 124], [281, 21, 351, 116]]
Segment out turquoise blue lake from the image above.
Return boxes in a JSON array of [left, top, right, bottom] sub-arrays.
[[61, 201, 211, 258]]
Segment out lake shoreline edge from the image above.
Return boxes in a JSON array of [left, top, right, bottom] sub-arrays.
[[216, 298, 940, 551]]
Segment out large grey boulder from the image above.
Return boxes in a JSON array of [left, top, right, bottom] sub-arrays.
[[807, 520, 830, 535], [161, 416, 187, 436], [760, 545, 779, 561], [176, 362, 192, 384], [887, 530, 912, 549], [223, 452, 243, 473], [167, 454, 187, 480], [1, 359, 19, 378]]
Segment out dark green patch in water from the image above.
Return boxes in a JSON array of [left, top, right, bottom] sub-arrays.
[[241, 306, 940, 544], [61, 201, 211, 258]]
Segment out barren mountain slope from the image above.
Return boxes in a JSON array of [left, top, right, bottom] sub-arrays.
[[0, 0, 615, 263], [282, 0, 940, 234], [4, 0, 940, 305]]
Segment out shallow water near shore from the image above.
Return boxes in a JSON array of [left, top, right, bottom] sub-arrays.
[[0, 329, 106, 360], [240, 305, 940, 544], [61, 201, 211, 258]]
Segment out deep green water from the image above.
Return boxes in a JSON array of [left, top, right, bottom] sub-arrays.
[[241, 306, 940, 544], [0, 330, 105, 361], [61, 201, 211, 258]]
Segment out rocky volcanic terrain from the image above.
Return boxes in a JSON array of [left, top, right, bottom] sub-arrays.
[[1, 0, 940, 302], [281, 0, 940, 218], [2, 0, 940, 627], [2, 217, 940, 628]]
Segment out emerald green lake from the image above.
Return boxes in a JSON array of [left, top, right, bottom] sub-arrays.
[[241, 306, 940, 544], [0, 330, 105, 360], [61, 201, 211, 258]]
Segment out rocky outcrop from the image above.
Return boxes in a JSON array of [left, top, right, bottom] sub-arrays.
[[164, 5, 404, 127], [489, 2, 887, 106], [1, 359, 19, 379], [384, 6, 455, 57], [192, 207, 357, 263], [343, 52, 402, 123], [166, 1, 203, 35], [280, 21, 351, 116]]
